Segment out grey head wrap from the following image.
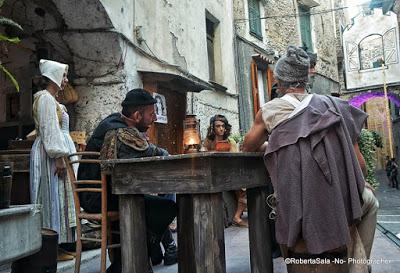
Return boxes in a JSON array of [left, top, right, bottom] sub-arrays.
[[300, 46, 318, 67], [273, 45, 310, 83]]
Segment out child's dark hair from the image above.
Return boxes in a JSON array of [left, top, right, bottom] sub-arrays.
[[206, 114, 232, 141]]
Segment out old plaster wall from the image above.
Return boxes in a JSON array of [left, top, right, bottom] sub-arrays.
[[1, 0, 128, 138], [0, 1, 141, 137], [197, 0, 239, 136], [130, 0, 239, 136], [192, 91, 240, 140], [343, 9, 400, 90], [49, 0, 134, 134]]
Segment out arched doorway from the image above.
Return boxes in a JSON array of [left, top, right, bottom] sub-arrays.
[[348, 91, 400, 169]]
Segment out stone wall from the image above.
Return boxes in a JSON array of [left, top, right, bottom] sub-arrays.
[[263, 0, 300, 55], [334, 0, 350, 92], [311, 0, 340, 84], [261, 0, 340, 87]]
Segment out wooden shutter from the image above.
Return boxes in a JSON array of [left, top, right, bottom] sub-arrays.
[[250, 61, 260, 116], [383, 28, 398, 64], [248, 0, 262, 39], [266, 67, 274, 101], [299, 6, 312, 51]]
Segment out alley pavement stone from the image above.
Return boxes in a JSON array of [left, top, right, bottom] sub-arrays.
[[375, 170, 400, 239]]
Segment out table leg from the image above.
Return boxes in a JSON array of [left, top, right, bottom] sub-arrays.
[[247, 186, 273, 273], [177, 193, 226, 273], [119, 194, 148, 273]]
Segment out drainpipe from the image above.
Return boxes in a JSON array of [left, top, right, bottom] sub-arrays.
[[232, 19, 244, 135]]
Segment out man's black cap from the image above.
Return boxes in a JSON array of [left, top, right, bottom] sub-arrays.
[[121, 88, 157, 107]]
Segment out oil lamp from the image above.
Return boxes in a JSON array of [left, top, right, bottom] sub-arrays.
[[183, 114, 201, 154]]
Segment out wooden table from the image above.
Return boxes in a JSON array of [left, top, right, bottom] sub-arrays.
[[106, 152, 273, 273]]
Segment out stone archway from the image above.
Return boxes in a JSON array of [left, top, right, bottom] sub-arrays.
[[0, 0, 127, 145]]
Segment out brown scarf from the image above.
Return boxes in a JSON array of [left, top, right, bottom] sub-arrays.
[[100, 127, 149, 160]]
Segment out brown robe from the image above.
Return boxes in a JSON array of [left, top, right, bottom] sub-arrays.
[[264, 94, 367, 254]]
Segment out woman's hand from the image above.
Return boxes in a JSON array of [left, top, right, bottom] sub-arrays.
[[55, 157, 66, 178]]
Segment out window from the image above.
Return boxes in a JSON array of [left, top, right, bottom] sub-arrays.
[[248, 0, 262, 39], [206, 12, 220, 82], [250, 56, 274, 115], [206, 17, 215, 81], [346, 28, 399, 71], [359, 29, 399, 70], [299, 5, 313, 52], [359, 34, 384, 70]]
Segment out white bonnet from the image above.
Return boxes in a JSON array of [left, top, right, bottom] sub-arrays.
[[39, 59, 68, 89]]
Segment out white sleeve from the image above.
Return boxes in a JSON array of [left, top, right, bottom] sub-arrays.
[[36, 94, 69, 158]]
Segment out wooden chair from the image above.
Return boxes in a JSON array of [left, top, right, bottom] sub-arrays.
[[65, 152, 120, 273]]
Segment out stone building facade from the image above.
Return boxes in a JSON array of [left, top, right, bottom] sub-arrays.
[[233, 0, 274, 133], [263, 0, 341, 88], [0, 0, 239, 150], [233, 0, 342, 133], [0, 0, 348, 149], [341, 5, 400, 168]]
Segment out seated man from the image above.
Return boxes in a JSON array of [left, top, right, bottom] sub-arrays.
[[243, 46, 378, 263], [78, 89, 177, 273]]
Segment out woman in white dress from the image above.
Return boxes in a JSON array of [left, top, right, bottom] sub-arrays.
[[30, 59, 77, 247]]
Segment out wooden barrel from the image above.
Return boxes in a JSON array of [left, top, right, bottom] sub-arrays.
[[11, 229, 58, 273], [0, 162, 13, 209], [0, 150, 31, 205]]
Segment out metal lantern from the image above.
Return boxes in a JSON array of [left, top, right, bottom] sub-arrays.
[[183, 114, 201, 154]]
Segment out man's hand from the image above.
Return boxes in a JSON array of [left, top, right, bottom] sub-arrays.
[[55, 157, 66, 178], [242, 110, 268, 152]]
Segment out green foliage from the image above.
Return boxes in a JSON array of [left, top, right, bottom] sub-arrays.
[[0, 10, 22, 91], [0, 16, 23, 30], [371, 131, 383, 148], [0, 34, 20, 43], [358, 129, 379, 189], [0, 63, 19, 91], [230, 133, 244, 144]]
